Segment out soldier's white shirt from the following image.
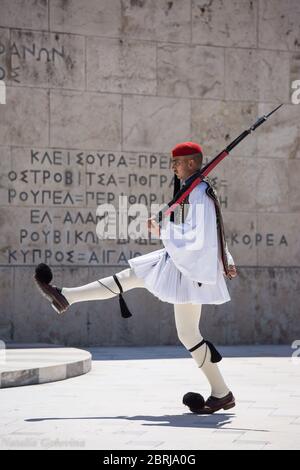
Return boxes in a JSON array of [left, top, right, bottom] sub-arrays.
[[128, 181, 234, 305]]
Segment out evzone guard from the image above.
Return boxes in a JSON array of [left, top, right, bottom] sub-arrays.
[[34, 105, 282, 414]]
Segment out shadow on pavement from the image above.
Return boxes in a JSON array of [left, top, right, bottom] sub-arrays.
[[25, 413, 268, 432]]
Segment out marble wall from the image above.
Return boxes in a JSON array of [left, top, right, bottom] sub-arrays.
[[0, 0, 300, 346]]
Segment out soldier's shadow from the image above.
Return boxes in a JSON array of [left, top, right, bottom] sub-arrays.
[[112, 413, 235, 429], [26, 413, 236, 429]]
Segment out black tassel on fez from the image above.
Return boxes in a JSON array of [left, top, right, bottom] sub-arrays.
[[113, 274, 132, 318]]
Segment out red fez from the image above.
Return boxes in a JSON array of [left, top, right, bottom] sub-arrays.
[[172, 141, 202, 157]]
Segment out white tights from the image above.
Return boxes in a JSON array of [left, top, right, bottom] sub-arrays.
[[62, 268, 144, 304], [62, 268, 229, 398], [174, 304, 229, 398]]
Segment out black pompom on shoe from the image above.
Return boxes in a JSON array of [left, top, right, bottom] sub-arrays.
[[35, 263, 53, 284], [182, 392, 205, 413]]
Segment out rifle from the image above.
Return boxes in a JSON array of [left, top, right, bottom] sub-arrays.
[[157, 103, 283, 223]]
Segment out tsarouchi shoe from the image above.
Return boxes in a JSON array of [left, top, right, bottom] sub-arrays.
[[34, 263, 69, 315], [196, 391, 235, 414]]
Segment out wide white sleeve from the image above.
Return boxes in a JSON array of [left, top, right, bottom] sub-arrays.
[[160, 184, 218, 284]]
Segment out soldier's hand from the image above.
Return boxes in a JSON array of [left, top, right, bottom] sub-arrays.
[[147, 218, 160, 237], [228, 265, 237, 279]]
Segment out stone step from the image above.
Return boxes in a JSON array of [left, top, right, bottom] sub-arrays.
[[0, 344, 91, 388]]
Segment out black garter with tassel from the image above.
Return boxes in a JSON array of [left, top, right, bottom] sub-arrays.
[[189, 339, 222, 363], [113, 275, 132, 318]]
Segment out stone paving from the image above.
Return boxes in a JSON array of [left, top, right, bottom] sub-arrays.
[[0, 345, 299, 450]]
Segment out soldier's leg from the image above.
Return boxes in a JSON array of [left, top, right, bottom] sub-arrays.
[[34, 264, 144, 314], [174, 303, 230, 399], [62, 268, 144, 304]]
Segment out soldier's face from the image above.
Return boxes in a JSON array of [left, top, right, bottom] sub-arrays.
[[171, 157, 196, 180]]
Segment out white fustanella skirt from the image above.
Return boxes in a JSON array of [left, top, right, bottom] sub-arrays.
[[128, 248, 231, 305]]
